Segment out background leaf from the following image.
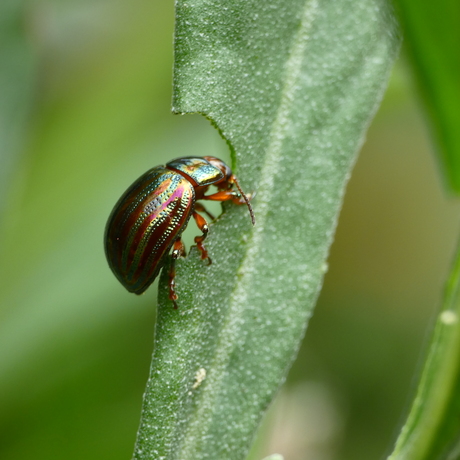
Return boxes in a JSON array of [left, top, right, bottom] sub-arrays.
[[393, 0, 460, 192], [133, 0, 400, 458], [0, 0, 37, 220], [388, 240, 460, 460], [383, 2, 460, 459]]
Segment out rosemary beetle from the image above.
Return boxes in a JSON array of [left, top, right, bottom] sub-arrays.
[[104, 156, 255, 308]]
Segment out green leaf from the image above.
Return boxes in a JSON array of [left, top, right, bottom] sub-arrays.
[[0, 0, 37, 219], [133, 0, 400, 459], [387, 240, 460, 460], [393, 0, 460, 192]]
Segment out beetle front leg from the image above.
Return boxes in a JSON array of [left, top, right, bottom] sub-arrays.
[[202, 189, 243, 204], [203, 185, 255, 225], [169, 238, 186, 309], [192, 211, 211, 264]]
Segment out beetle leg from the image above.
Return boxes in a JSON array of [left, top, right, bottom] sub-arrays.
[[203, 188, 255, 225], [202, 189, 242, 203], [169, 238, 186, 309], [192, 211, 212, 265], [194, 202, 216, 221]]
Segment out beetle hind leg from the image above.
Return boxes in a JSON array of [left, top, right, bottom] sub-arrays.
[[192, 211, 212, 265], [169, 238, 186, 309]]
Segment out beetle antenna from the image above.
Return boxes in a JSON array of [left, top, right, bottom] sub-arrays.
[[232, 177, 255, 225]]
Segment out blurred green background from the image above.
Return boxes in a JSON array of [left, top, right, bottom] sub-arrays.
[[1, 1, 459, 459]]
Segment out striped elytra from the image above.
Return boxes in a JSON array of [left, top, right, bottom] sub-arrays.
[[104, 156, 255, 308]]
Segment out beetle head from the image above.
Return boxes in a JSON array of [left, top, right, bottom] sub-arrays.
[[203, 156, 232, 187], [204, 156, 255, 226]]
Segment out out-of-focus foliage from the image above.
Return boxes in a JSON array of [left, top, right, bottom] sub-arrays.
[[0, 0, 37, 219], [388, 241, 460, 460], [394, 0, 460, 192], [381, 2, 460, 459], [0, 1, 459, 460]]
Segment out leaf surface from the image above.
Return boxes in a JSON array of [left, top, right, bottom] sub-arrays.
[[133, 1, 400, 458]]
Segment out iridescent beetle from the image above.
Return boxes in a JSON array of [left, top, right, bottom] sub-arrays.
[[104, 156, 255, 308]]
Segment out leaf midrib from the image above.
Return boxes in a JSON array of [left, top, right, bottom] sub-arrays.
[[178, 1, 320, 457]]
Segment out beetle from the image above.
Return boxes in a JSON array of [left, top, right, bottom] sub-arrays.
[[104, 156, 255, 308]]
